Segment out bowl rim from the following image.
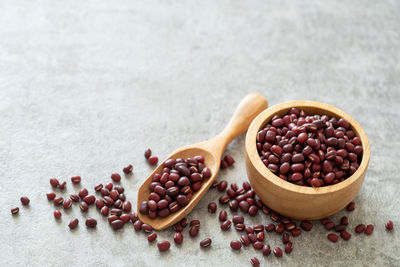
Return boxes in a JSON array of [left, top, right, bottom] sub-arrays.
[[245, 100, 370, 195]]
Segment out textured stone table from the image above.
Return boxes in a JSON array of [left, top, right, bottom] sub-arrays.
[[0, 0, 399, 266]]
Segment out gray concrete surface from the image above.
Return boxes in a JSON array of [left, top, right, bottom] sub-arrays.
[[1, 0, 399, 266]]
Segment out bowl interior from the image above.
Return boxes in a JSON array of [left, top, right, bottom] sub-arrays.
[[247, 100, 370, 195]]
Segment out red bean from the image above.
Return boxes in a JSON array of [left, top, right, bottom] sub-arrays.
[[78, 188, 88, 199], [147, 233, 157, 242], [144, 148, 152, 159], [300, 220, 313, 231], [265, 223, 275, 232], [257, 232, 265, 241], [58, 181, 67, 190], [105, 182, 113, 191], [54, 197, 64, 206], [253, 224, 263, 232], [84, 195, 96, 205], [365, 224, 374, 235], [386, 220, 394, 231], [328, 233, 339, 242], [218, 181, 228, 191], [94, 184, 103, 191], [276, 223, 284, 234], [230, 240, 242, 250], [133, 220, 143, 231], [123, 201, 132, 212], [63, 199, 72, 209], [130, 212, 138, 223], [250, 257, 260, 266], [123, 164, 133, 174], [174, 232, 183, 244], [46, 192, 56, 200], [50, 178, 59, 188], [224, 155, 235, 166], [273, 247, 283, 258], [71, 176, 81, 184], [200, 238, 212, 248], [101, 206, 109, 216], [68, 218, 79, 229], [111, 173, 121, 182], [141, 223, 153, 233], [207, 202, 217, 213], [263, 244, 271, 256], [346, 201, 355, 211], [54, 210, 62, 219], [282, 233, 290, 244], [20, 196, 30, 206], [240, 235, 251, 246], [221, 220, 232, 231], [248, 205, 258, 216], [291, 228, 301, 237], [189, 226, 199, 237], [70, 194, 79, 202], [341, 216, 349, 225], [335, 224, 346, 232], [325, 222, 335, 230], [120, 214, 130, 223], [284, 242, 293, 254], [157, 241, 171, 252], [79, 201, 88, 212], [253, 241, 263, 250], [219, 210, 228, 222], [340, 230, 351, 240], [232, 215, 244, 224], [148, 156, 158, 165], [11, 207, 19, 215], [111, 220, 124, 230], [355, 224, 365, 233], [220, 159, 228, 169]]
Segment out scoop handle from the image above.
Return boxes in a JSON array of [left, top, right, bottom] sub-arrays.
[[212, 93, 268, 152]]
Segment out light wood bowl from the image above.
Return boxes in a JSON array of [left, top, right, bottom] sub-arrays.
[[245, 100, 370, 220]]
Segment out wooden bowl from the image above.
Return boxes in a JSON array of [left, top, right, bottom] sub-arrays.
[[245, 100, 370, 220]]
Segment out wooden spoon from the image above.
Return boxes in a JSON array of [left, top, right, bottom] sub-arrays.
[[137, 93, 268, 230]]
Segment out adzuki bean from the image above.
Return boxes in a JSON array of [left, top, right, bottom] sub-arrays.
[[365, 224, 374, 235], [54, 210, 62, 219], [20, 196, 30, 206], [68, 218, 79, 229], [174, 232, 183, 244], [262, 244, 271, 256], [273, 247, 283, 257], [386, 220, 394, 231], [250, 257, 260, 266], [327, 233, 339, 242], [230, 240, 242, 250], [123, 164, 133, 174], [157, 241, 170, 252], [46, 192, 56, 200], [147, 233, 157, 242], [11, 207, 19, 215], [355, 224, 365, 233], [71, 176, 81, 184], [85, 218, 97, 228], [200, 238, 212, 248]]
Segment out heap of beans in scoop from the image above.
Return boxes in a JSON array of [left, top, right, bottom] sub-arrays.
[[256, 107, 363, 187], [139, 156, 212, 218]]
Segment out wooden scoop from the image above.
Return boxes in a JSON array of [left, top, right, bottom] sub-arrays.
[[137, 93, 268, 230]]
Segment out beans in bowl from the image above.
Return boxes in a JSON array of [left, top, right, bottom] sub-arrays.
[[256, 107, 363, 187]]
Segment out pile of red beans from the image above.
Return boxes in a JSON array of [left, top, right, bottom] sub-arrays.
[[139, 156, 212, 219], [256, 107, 363, 187], [10, 150, 396, 267]]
